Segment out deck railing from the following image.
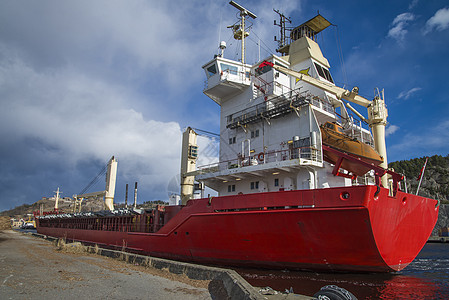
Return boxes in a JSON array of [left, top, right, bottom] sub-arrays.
[[196, 146, 322, 175], [226, 89, 335, 129]]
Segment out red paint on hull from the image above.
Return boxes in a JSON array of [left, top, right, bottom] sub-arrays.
[[36, 186, 439, 272]]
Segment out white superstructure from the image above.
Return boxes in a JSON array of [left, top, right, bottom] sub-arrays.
[[183, 13, 384, 198]]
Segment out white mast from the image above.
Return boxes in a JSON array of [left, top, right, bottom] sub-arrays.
[[180, 127, 198, 205], [54, 187, 61, 211], [104, 156, 118, 210], [229, 1, 257, 65]]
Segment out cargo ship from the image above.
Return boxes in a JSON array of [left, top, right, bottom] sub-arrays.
[[35, 3, 439, 272]]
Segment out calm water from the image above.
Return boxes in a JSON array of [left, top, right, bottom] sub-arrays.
[[237, 243, 449, 299]]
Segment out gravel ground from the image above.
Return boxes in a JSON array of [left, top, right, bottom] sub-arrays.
[[0, 230, 212, 300]]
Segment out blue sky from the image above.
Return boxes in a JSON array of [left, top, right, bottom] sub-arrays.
[[0, 0, 448, 212]]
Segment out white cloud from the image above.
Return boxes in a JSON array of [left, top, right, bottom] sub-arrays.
[[0, 0, 303, 210], [386, 125, 399, 136], [409, 0, 419, 10], [0, 51, 183, 194], [397, 87, 421, 100], [388, 13, 415, 42], [424, 7, 449, 34]]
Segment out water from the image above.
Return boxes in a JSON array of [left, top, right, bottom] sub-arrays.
[[237, 243, 449, 299]]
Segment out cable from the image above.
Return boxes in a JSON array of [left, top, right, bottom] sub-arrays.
[[193, 128, 220, 138], [78, 161, 108, 195], [250, 30, 276, 56], [333, 24, 348, 88], [247, 35, 274, 61]]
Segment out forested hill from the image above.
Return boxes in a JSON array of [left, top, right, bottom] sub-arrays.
[[389, 154, 449, 236], [389, 154, 449, 203]]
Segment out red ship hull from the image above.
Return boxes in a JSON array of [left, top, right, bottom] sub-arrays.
[[36, 185, 439, 272]]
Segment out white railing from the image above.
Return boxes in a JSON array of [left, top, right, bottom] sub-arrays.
[[204, 67, 251, 91], [196, 146, 322, 175]]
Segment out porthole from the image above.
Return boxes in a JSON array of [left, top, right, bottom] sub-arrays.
[[340, 191, 350, 201]]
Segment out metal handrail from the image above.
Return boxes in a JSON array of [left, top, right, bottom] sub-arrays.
[[197, 146, 322, 175]]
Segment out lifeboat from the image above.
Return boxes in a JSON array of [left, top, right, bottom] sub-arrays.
[[320, 122, 383, 176]]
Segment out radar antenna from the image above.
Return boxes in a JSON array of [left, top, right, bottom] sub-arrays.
[[228, 1, 257, 65]]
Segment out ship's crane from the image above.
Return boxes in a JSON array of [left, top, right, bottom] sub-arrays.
[[75, 156, 118, 210], [261, 61, 389, 188]]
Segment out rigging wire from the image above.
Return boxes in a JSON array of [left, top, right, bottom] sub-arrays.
[[333, 24, 348, 88], [193, 128, 220, 138], [78, 161, 108, 195], [250, 30, 276, 57], [247, 35, 274, 62]]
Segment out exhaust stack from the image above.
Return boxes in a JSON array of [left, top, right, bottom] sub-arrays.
[[125, 183, 128, 208], [133, 182, 137, 209]]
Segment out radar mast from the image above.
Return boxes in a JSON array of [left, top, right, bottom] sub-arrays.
[[228, 1, 257, 65]]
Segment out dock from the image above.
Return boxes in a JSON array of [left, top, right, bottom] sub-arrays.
[[0, 230, 314, 299], [428, 236, 449, 243]]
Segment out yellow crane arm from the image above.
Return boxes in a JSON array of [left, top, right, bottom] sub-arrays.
[[269, 63, 372, 107], [259, 61, 390, 190]]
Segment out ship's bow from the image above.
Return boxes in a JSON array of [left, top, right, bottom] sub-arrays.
[[368, 187, 439, 271]]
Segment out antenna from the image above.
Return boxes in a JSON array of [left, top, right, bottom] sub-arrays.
[[228, 1, 257, 65], [273, 9, 292, 55], [229, 1, 257, 19], [219, 41, 227, 57]]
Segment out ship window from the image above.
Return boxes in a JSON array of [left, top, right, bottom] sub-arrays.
[[274, 178, 279, 187], [250, 181, 259, 190], [206, 64, 217, 77], [256, 62, 287, 76], [229, 136, 236, 144], [314, 63, 334, 83], [314, 63, 325, 78], [188, 145, 198, 158], [255, 64, 272, 76], [251, 130, 259, 138], [228, 185, 235, 192], [221, 63, 238, 75], [323, 68, 334, 83]]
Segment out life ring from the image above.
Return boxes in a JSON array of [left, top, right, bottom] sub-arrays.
[[257, 152, 264, 162]]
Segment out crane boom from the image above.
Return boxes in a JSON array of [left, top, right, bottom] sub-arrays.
[[260, 61, 390, 189], [267, 62, 372, 106]]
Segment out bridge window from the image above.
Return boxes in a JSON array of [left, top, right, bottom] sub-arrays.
[[314, 62, 334, 83], [220, 63, 238, 75], [206, 64, 217, 77]]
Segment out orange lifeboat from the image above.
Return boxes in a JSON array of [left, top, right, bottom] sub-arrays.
[[320, 122, 383, 176]]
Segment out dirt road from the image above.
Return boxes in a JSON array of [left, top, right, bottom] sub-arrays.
[[0, 230, 212, 299]]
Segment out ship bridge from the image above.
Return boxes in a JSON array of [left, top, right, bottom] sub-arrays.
[[202, 57, 251, 105]]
